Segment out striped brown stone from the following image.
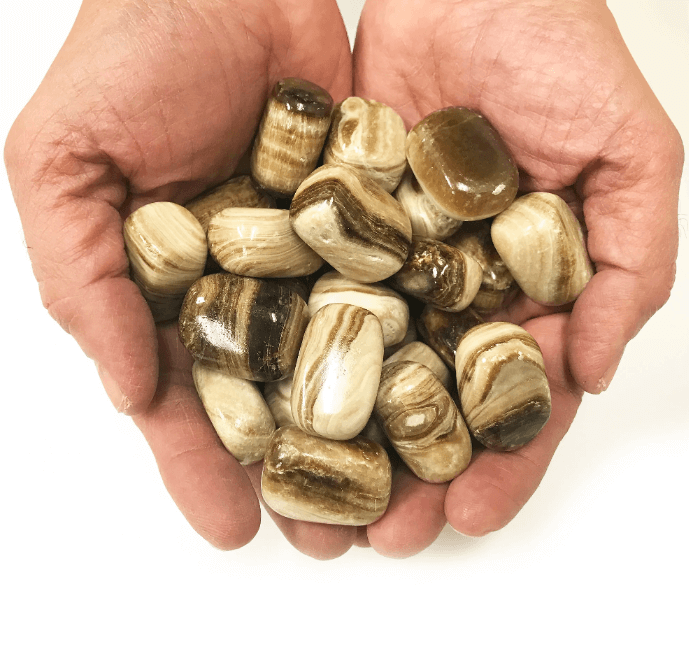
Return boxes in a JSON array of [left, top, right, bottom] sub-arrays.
[[416, 305, 484, 369]]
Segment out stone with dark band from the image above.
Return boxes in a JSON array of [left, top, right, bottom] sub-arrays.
[[416, 305, 484, 369]]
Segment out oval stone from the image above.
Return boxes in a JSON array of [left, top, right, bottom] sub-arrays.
[[455, 322, 551, 451], [406, 107, 519, 220], [291, 303, 384, 441], [375, 361, 472, 483], [261, 426, 392, 526], [384, 341, 452, 390], [308, 271, 409, 347], [178, 274, 309, 382], [192, 363, 275, 465]]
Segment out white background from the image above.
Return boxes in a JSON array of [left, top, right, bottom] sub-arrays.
[[1, 1, 687, 666]]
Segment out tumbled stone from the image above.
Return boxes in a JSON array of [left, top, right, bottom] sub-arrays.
[[263, 375, 295, 428], [323, 97, 407, 193], [250, 78, 333, 196], [185, 175, 274, 233], [290, 164, 412, 283], [384, 341, 452, 391], [261, 426, 392, 525], [192, 363, 275, 465], [455, 322, 551, 451], [491, 192, 594, 306], [416, 305, 484, 369], [291, 303, 384, 441], [445, 220, 517, 312], [178, 274, 309, 382], [406, 107, 519, 220], [308, 271, 409, 347], [375, 361, 472, 483], [388, 237, 482, 312], [207, 208, 324, 278], [124, 202, 207, 323], [394, 169, 463, 240]]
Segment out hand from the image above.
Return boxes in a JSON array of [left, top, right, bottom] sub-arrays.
[[5, 0, 356, 559], [353, 0, 684, 555]]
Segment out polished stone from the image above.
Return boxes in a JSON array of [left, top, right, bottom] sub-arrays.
[[178, 274, 309, 382], [416, 305, 484, 369], [406, 107, 519, 220], [324, 97, 407, 193], [308, 271, 409, 347], [455, 322, 551, 451], [491, 192, 594, 306], [290, 164, 412, 283], [193, 363, 275, 464], [261, 426, 392, 525], [383, 341, 452, 390], [375, 361, 472, 483], [251, 78, 333, 196], [291, 303, 384, 441], [388, 237, 482, 312], [124, 201, 207, 323]]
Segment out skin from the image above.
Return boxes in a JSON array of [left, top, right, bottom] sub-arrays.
[[5, 0, 683, 559]]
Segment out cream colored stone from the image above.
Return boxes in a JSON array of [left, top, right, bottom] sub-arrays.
[[384, 342, 452, 390]]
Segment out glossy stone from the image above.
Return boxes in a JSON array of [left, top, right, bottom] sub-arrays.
[[308, 271, 409, 347], [445, 220, 517, 312], [207, 208, 324, 278], [192, 363, 275, 464], [491, 193, 594, 306], [178, 274, 309, 382], [323, 97, 407, 193], [375, 361, 472, 483], [290, 164, 412, 283], [455, 322, 551, 451], [394, 169, 463, 240], [263, 375, 295, 428], [416, 305, 484, 369], [291, 303, 384, 441], [251, 78, 333, 196], [406, 107, 519, 220], [388, 237, 482, 312], [124, 202, 207, 323], [185, 175, 274, 233], [261, 426, 392, 525], [384, 341, 452, 391]]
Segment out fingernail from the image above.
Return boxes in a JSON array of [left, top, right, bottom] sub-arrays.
[[97, 364, 132, 414], [596, 354, 623, 393]]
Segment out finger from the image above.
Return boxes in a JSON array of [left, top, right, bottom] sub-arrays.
[[367, 465, 449, 558], [445, 313, 583, 536], [244, 464, 356, 561], [132, 325, 260, 550]]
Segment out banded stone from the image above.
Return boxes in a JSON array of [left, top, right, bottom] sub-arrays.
[[290, 164, 413, 283], [250, 78, 333, 196], [394, 169, 463, 240], [192, 363, 275, 465], [455, 322, 551, 452], [185, 175, 274, 233], [445, 220, 517, 312], [375, 361, 472, 483], [123, 201, 207, 323], [388, 237, 483, 312], [384, 341, 452, 391], [178, 274, 309, 382], [207, 208, 324, 278], [416, 305, 484, 369], [406, 107, 519, 220], [308, 271, 409, 347], [291, 303, 384, 441], [323, 97, 407, 193], [491, 193, 594, 306], [261, 426, 392, 526], [263, 375, 295, 428]]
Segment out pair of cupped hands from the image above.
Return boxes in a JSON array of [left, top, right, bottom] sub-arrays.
[[5, 0, 683, 558]]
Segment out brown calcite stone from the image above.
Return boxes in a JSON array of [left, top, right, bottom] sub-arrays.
[[455, 322, 551, 451], [383, 341, 452, 391], [388, 237, 482, 312], [406, 107, 519, 221], [416, 304, 484, 369], [261, 426, 392, 525], [445, 220, 518, 312], [178, 274, 309, 382], [251, 78, 334, 196]]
